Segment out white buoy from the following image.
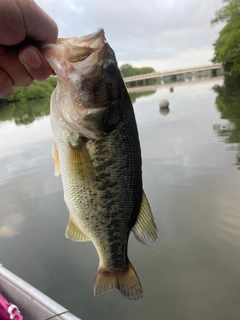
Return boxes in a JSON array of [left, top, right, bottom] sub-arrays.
[[159, 99, 169, 109]]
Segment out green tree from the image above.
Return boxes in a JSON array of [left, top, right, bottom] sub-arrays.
[[211, 0, 240, 76], [0, 77, 57, 104], [211, 0, 240, 25], [120, 64, 155, 78], [120, 64, 135, 77]]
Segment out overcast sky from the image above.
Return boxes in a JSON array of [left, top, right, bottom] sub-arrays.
[[36, 0, 224, 72]]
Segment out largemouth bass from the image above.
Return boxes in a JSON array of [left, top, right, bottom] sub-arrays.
[[43, 29, 158, 300]]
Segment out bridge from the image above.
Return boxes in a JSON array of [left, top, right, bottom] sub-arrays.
[[127, 76, 224, 93], [123, 64, 223, 83]]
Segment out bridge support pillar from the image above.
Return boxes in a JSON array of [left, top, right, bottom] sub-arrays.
[[211, 69, 217, 77]]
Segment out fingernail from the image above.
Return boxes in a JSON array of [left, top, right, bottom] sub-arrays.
[[21, 48, 42, 69]]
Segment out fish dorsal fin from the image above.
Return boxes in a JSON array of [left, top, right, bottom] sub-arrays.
[[66, 216, 90, 242], [132, 191, 158, 246], [67, 133, 95, 184], [52, 142, 61, 176]]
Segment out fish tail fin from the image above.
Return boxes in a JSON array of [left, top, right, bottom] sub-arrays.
[[94, 261, 143, 300]]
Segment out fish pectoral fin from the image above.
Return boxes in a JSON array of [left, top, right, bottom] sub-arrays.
[[67, 135, 95, 183], [65, 216, 90, 242], [94, 261, 143, 300], [132, 191, 158, 246], [52, 142, 61, 176]]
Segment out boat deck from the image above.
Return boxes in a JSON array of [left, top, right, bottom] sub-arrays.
[[0, 264, 81, 320]]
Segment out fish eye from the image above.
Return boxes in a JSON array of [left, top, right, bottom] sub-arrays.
[[104, 60, 117, 75]]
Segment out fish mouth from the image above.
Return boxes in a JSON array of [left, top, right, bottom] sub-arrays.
[[58, 28, 106, 63], [43, 29, 117, 139], [58, 28, 105, 48], [43, 28, 106, 67]]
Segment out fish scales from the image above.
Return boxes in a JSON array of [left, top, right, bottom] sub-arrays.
[[52, 92, 142, 270], [43, 28, 158, 300]]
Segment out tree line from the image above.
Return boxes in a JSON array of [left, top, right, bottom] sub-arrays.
[[0, 77, 57, 104], [0, 64, 155, 104], [211, 0, 240, 76], [119, 64, 155, 78]]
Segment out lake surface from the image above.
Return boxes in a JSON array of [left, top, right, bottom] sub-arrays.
[[1, 77, 240, 320]]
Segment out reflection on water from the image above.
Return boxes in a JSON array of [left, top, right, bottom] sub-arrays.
[[1, 77, 240, 320], [129, 90, 156, 103], [0, 94, 153, 124], [0, 98, 50, 125], [159, 107, 170, 116], [213, 76, 240, 169]]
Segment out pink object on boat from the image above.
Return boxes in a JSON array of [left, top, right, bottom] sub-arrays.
[[0, 294, 23, 320]]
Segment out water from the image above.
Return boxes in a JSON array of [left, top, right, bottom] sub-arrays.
[[1, 77, 240, 320]]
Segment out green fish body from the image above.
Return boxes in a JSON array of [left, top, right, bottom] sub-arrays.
[[44, 29, 158, 300]]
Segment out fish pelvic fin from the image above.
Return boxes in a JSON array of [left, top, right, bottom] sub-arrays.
[[65, 216, 90, 242], [94, 261, 143, 300], [52, 142, 61, 176], [132, 190, 158, 246]]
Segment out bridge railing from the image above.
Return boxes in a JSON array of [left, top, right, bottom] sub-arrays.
[[123, 64, 222, 82]]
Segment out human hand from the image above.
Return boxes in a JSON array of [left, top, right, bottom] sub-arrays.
[[0, 0, 58, 98]]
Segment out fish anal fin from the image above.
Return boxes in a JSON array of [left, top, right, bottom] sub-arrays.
[[132, 191, 158, 246], [52, 142, 61, 176], [65, 216, 90, 242], [94, 261, 143, 300], [67, 134, 95, 183]]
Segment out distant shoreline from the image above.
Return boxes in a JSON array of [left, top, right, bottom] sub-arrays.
[[0, 77, 57, 105]]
